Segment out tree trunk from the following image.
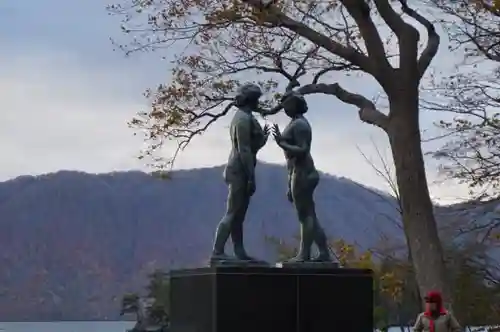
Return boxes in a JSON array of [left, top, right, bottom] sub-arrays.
[[386, 91, 451, 310]]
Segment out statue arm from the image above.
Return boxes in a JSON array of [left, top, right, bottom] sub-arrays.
[[253, 118, 267, 150], [286, 160, 293, 193], [235, 117, 255, 183], [257, 105, 281, 117]]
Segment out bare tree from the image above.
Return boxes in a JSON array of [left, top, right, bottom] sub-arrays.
[[357, 139, 422, 311], [431, 0, 500, 61], [420, 0, 500, 198], [109, 0, 449, 305], [359, 136, 500, 322], [423, 69, 500, 199], [357, 138, 402, 214], [419, 0, 500, 195]]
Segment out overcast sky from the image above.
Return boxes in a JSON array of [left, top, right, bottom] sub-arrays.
[[0, 0, 475, 204]]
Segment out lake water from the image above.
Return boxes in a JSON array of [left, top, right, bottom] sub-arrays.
[[0, 322, 412, 332], [0, 322, 493, 332], [0, 322, 416, 332], [0, 322, 136, 332]]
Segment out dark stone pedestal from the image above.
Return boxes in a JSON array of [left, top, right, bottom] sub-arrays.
[[169, 266, 373, 332]]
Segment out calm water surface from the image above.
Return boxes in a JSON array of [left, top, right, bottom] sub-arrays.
[[0, 322, 135, 332], [0, 323, 408, 332], [0, 322, 492, 332]]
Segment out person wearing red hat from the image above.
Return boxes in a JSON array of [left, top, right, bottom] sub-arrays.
[[413, 291, 461, 332]]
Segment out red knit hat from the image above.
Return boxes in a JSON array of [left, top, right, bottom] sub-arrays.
[[424, 290, 443, 303]]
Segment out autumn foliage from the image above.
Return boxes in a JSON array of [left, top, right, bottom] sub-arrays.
[[268, 235, 415, 329], [268, 235, 500, 327], [108, 0, 398, 168]]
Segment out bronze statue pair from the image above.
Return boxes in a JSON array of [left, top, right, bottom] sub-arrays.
[[210, 83, 332, 265]]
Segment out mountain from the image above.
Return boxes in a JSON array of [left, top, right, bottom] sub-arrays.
[[0, 162, 491, 321]]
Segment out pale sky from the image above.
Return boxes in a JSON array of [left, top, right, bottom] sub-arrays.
[[0, 0, 476, 204]]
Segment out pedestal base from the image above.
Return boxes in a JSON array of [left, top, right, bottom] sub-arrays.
[[169, 266, 373, 332]]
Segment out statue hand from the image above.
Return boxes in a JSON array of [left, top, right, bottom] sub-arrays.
[[272, 124, 282, 143], [263, 124, 271, 137]]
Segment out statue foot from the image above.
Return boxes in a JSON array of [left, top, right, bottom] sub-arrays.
[[277, 254, 340, 268], [210, 253, 268, 266], [234, 248, 259, 261], [275, 255, 309, 268], [311, 253, 333, 262], [283, 254, 310, 263], [209, 254, 269, 267], [234, 253, 268, 265], [209, 253, 236, 265], [234, 252, 254, 261]]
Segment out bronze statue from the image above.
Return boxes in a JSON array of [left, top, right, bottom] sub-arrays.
[[272, 92, 332, 263], [210, 83, 270, 265]]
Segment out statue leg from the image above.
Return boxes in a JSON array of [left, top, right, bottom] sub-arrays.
[[231, 191, 251, 260], [293, 176, 332, 262], [310, 201, 332, 261], [287, 175, 315, 262], [211, 181, 247, 259], [302, 175, 331, 261]]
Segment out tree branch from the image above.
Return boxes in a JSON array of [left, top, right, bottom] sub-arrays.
[[399, 0, 440, 79], [297, 83, 389, 130], [461, 28, 500, 62], [259, 82, 389, 131], [373, 0, 410, 38], [284, 46, 319, 91], [223, 64, 296, 80], [342, 0, 392, 79], [431, 0, 500, 63], [241, 0, 376, 75], [312, 63, 354, 84]]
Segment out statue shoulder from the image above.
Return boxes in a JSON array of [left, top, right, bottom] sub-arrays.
[[297, 116, 311, 127], [232, 110, 253, 128], [291, 117, 311, 133]]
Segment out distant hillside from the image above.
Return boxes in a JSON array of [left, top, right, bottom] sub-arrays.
[[0, 162, 494, 321]]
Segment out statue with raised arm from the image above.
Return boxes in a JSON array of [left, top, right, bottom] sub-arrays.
[[210, 83, 270, 265], [272, 91, 332, 263]]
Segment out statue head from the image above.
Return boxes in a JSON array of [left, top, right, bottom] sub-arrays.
[[234, 83, 262, 108], [281, 91, 308, 117]]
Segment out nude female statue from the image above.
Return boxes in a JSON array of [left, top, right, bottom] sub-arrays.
[[210, 83, 270, 264], [271, 92, 332, 262]]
